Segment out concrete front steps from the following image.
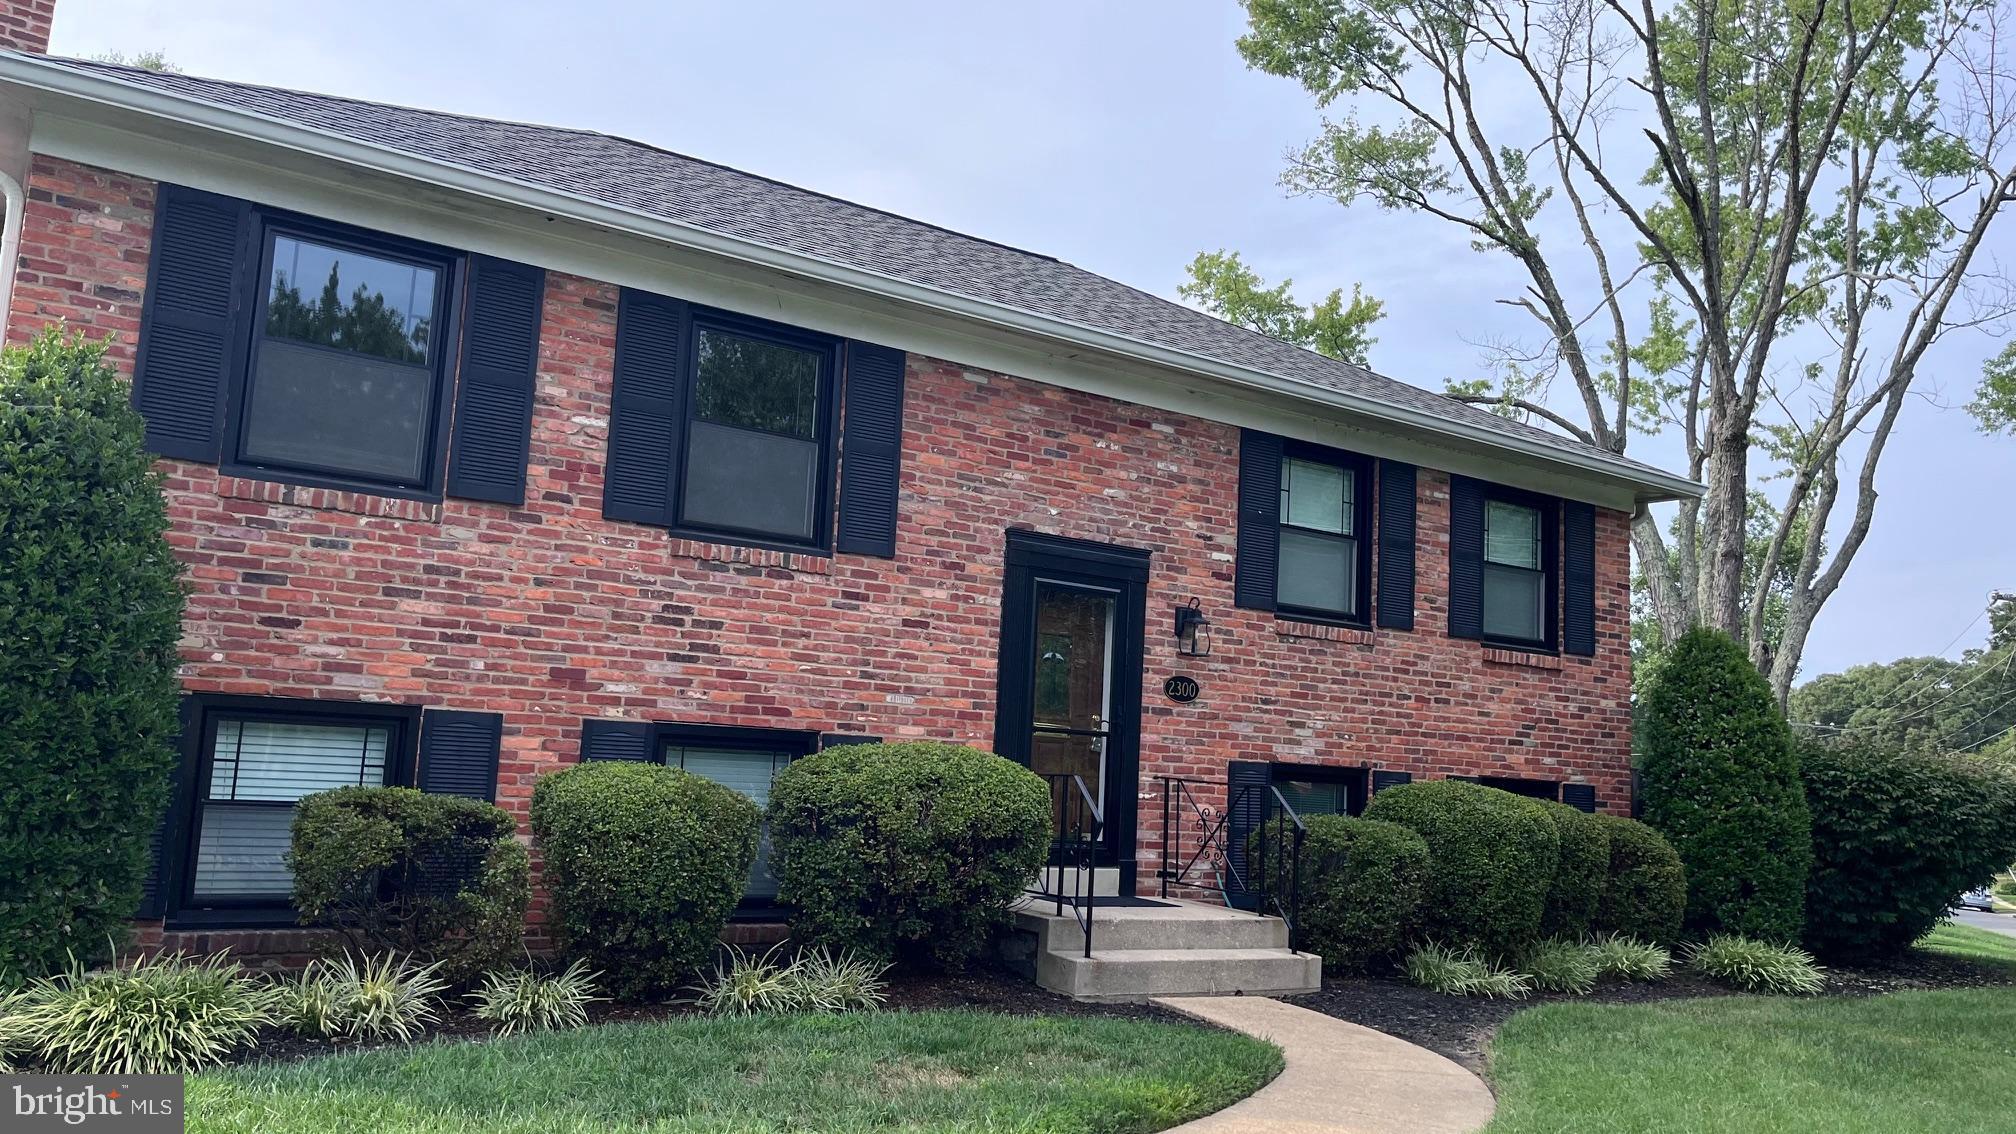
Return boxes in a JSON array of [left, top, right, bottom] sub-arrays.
[[1009, 896, 1321, 1002]]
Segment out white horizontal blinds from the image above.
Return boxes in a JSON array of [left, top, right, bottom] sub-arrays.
[[1482, 500, 1545, 642], [1277, 456, 1358, 616], [671, 745, 790, 899], [194, 718, 392, 898]]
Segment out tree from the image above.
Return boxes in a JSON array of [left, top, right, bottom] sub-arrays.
[[0, 330, 184, 977], [1790, 636, 2016, 756], [1234, 0, 2016, 703], [1178, 250, 1386, 364], [1638, 627, 1812, 940]]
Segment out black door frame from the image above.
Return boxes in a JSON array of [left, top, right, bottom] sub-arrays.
[[993, 528, 1149, 894]]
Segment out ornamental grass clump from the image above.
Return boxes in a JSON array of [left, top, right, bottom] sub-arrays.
[[1524, 939, 1601, 994], [468, 959, 604, 1036], [305, 953, 447, 1042], [1688, 935, 1827, 995], [691, 944, 803, 1016], [6, 952, 277, 1074], [1589, 934, 1674, 981], [1404, 943, 1531, 1000]]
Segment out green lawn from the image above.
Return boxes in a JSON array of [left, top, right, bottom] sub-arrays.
[[1917, 921, 2016, 971], [189, 1010, 1281, 1134], [1484, 987, 2016, 1133]]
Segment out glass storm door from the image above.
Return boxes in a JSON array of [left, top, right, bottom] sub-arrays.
[[1028, 581, 1119, 816]]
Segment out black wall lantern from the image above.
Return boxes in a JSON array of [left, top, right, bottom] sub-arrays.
[[1174, 598, 1212, 657]]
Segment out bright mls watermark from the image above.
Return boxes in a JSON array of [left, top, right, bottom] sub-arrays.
[[3, 1075, 182, 1131]]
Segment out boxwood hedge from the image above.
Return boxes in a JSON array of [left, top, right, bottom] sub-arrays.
[[1362, 779, 1559, 961], [1256, 814, 1429, 970], [1590, 813, 1686, 943]]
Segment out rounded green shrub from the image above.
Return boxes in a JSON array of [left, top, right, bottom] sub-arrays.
[[1638, 627, 1811, 940], [1590, 814, 1686, 943], [0, 331, 185, 978], [768, 742, 1050, 968], [530, 761, 760, 997], [290, 786, 530, 981], [1361, 780, 1559, 961], [1801, 739, 2016, 961], [1253, 815, 1429, 971], [1538, 801, 1610, 939]]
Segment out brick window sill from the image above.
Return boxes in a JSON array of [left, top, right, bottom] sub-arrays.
[[1275, 617, 1376, 645], [217, 476, 443, 522], [1482, 646, 1563, 670], [666, 535, 834, 576]]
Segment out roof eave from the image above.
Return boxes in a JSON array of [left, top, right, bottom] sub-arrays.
[[0, 52, 1704, 504]]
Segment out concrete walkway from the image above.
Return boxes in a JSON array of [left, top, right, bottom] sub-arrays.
[[1152, 995, 1495, 1134]]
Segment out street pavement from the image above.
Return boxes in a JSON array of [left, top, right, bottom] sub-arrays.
[[1949, 908, 2016, 939]]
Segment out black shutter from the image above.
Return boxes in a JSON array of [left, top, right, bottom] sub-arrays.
[[1223, 760, 1273, 910], [1376, 460, 1417, 630], [132, 184, 251, 461], [579, 718, 653, 762], [1234, 430, 1284, 611], [1370, 769, 1414, 793], [836, 341, 906, 557], [819, 733, 883, 750], [417, 709, 503, 800], [446, 256, 545, 505], [1561, 783, 1598, 813], [603, 288, 687, 525], [1563, 500, 1597, 656], [1448, 476, 1487, 640], [138, 698, 200, 918]]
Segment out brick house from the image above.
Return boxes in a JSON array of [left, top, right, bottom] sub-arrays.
[[0, 5, 1697, 968]]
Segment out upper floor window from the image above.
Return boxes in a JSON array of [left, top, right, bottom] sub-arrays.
[[1482, 497, 1548, 645], [681, 321, 833, 544], [233, 224, 458, 496], [1274, 445, 1372, 622]]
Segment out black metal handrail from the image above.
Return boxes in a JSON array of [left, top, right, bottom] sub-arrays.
[[1022, 773, 1104, 958], [1156, 776, 1306, 948]]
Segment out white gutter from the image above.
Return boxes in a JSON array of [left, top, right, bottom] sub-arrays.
[[0, 52, 1703, 502]]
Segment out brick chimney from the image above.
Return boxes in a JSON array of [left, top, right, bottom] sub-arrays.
[[0, 0, 52, 55]]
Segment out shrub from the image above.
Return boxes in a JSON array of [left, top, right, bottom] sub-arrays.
[[1688, 935, 1826, 995], [1403, 943, 1531, 999], [792, 948, 891, 1013], [468, 960, 603, 1036], [531, 760, 761, 997], [302, 953, 447, 1042], [768, 743, 1051, 968], [1362, 780, 1559, 960], [1638, 627, 1811, 940], [1590, 934, 1673, 981], [1538, 802, 1609, 939], [1252, 815, 1428, 970], [1524, 939, 1601, 994], [1800, 739, 2016, 961], [0, 331, 185, 977], [290, 786, 530, 981], [275, 969, 345, 1039], [1590, 814, 1687, 943], [7, 952, 276, 1073], [691, 944, 803, 1016]]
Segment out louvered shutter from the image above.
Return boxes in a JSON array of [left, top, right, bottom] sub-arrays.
[[835, 341, 906, 557], [1223, 760, 1273, 911], [1448, 476, 1487, 640], [132, 184, 251, 461], [447, 256, 545, 504], [579, 718, 653, 762], [603, 289, 687, 525], [1234, 430, 1284, 611], [1376, 460, 1417, 629], [136, 698, 200, 917], [1563, 500, 1597, 656], [417, 709, 503, 800]]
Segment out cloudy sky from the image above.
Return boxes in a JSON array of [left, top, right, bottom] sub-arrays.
[[50, 0, 2016, 680]]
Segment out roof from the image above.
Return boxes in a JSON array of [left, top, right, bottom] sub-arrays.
[[21, 55, 1695, 499]]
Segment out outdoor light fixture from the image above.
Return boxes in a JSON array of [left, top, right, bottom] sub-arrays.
[[1174, 598, 1212, 657]]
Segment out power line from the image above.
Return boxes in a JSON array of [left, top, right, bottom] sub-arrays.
[[1791, 594, 2013, 734], [1795, 638, 2016, 736]]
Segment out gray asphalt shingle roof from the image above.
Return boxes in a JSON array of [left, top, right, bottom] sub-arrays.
[[47, 56, 1680, 488]]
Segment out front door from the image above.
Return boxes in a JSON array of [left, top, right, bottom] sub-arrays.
[[994, 530, 1148, 891]]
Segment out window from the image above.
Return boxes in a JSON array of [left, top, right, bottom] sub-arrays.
[[1475, 775, 1561, 801], [1275, 444, 1372, 621], [231, 221, 458, 496], [1271, 763, 1368, 817], [677, 316, 838, 547], [178, 699, 415, 918], [1481, 491, 1557, 647], [655, 725, 820, 904]]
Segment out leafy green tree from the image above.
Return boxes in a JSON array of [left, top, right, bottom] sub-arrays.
[[1790, 640, 2016, 758], [1234, 0, 2016, 704], [1639, 628, 1811, 940], [0, 330, 185, 977], [1178, 250, 1385, 365]]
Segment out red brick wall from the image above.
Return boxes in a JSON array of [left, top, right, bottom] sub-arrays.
[[0, 0, 53, 55], [10, 156, 1634, 956]]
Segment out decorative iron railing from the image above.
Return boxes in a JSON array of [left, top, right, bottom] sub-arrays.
[[1022, 773, 1103, 958], [1155, 776, 1306, 948]]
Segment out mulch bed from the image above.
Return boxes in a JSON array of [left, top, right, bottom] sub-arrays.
[[1288, 950, 2016, 1074]]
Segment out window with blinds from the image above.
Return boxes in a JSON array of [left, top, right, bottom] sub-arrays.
[[192, 717, 393, 899], [665, 743, 793, 900]]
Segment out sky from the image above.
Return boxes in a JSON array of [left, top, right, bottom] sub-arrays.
[[48, 0, 2016, 681]]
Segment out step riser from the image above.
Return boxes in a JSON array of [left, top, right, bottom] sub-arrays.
[[1018, 912, 1289, 953], [1036, 951, 1322, 1002]]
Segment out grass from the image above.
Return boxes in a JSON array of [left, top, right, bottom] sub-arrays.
[[1917, 921, 2016, 971], [187, 1009, 1281, 1134], [1484, 987, 2016, 1133]]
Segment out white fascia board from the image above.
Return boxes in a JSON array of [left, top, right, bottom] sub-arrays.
[[0, 57, 1701, 510]]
